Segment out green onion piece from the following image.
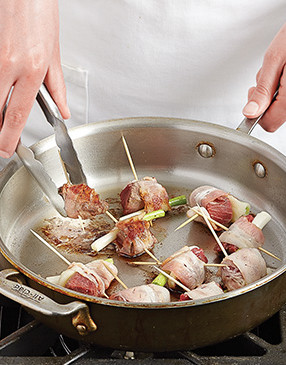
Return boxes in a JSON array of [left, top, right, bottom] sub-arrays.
[[143, 209, 165, 221], [169, 195, 187, 207], [104, 258, 114, 264], [152, 273, 168, 287]]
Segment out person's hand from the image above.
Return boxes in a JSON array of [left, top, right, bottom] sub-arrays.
[[243, 23, 286, 132], [0, 0, 70, 158]]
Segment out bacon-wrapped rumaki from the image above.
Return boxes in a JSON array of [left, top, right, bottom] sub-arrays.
[[215, 211, 271, 255], [218, 248, 267, 291], [109, 283, 170, 303], [120, 176, 171, 215], [180, 281, 224, 301], [46, 259, 117, 297], [59, 183, 108, 219], [161, 246, 207, 290], [187, 185, 250, 229], [114, 213, 157, 257]]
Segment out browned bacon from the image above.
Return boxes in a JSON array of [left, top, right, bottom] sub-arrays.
[[109, 284, 170, 303], [48, 259, 117, 297], [115, 213, 157, 257], [218, 248, 267, 291], [120, 176, 171, 215], [189, 185, 233, 227], [180, 281, 223, 301], [59, 183, 108, 219], [215, 215, 264, 254], [161, 246, 206, 290]]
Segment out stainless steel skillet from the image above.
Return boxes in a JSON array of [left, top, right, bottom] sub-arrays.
[[0, 117, 285, 351]]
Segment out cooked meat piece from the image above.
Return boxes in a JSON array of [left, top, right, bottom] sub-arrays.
[[180, 281, 224, 301], [120, 176, 170, 215], [161, 246, 206, 290], [59, 183, 108, 219], [115, 213, 157, 257], [218, 248, 267, 291], [189, 185, 233, 227], [120, 180, 144, 214], [215, 215, 264, 254], [109, 284, 170, 303], [48, 259, 117, 297]]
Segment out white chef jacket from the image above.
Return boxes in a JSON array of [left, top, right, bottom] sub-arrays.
[[21, 0, 286, 156]]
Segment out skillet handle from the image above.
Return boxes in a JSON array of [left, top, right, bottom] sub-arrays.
[[236, 90, 278, 135], [0, 269, 97, 335]]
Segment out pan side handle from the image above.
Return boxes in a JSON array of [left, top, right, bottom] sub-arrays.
[[0, 269, 97, 335], [236, 90, 278, 135]]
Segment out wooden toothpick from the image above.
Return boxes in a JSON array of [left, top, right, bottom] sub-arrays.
[[174, 214, 199, 231], [143, 247, 162, 265], [128, 261, 158, 265], [102, 261, 128, 289], [105, 210, 119, 223], [121, 134, 138, 181], [258, 247, 281, 261], [191, 207, 229, 231], [30, 229, 71, 265], [153, 266, 190, 292], [196, 205, 228, 257]]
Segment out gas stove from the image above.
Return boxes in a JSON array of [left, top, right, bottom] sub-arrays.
[[0, 293, 285, 365]]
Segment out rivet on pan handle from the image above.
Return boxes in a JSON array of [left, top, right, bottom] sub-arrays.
[[236, 90, 278, 135], [0, 269, 97, 335]]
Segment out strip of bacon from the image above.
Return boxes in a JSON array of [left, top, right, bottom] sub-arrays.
[[180, 281, 223, 301], [47, 259, 117, 297], [59, 183, 108, 219], [215, 215, 264, 255], [120, 176, 170, 215], [189, 186, 233, 227], [218, 248, 267, 291], [109, 284, 170, 303], [115, 213, 157, 257], [161, 246, 206, 290]]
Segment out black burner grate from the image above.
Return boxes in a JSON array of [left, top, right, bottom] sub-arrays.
[[0, 294, 285, 365]]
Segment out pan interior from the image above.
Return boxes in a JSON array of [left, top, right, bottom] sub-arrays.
[[0, 118, 286, 303]]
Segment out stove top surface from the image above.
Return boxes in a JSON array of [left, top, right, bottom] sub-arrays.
[[0, 294, 285, 365]]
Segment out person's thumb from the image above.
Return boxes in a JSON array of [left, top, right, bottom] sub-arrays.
[[242, 83, 273, 118]]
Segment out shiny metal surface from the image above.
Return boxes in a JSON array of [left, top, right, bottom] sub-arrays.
[[16, 142, 66, 217], [37, 84, 87, 185], [0, 117, 286, 350]]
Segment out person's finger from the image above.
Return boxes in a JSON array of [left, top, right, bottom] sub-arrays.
[[257, 66, 286, 132], [44, 52, 70, 119], [243, 52, 284, 118], [248, 86, 256, 100], [0, 86, 13, 131], [0, 78, 43, 157]]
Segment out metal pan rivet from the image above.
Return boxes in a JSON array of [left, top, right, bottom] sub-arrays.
[[197, 143, 214, 158], [76, 324, 87, 335], [254, 162, 266, 178]]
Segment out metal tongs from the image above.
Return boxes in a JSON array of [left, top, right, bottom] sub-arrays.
[[15, 84, 87, 217]]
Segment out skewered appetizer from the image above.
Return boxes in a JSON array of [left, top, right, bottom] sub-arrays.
[[46, 259, 117, 297], [120, 176, 171, 215], [180, 281, 224, 301], [59, 183, 108, 219], [115, 213, 157, 257], [91, 210, 165, 257], [187, 185, 250, 229], [161, 246, 207, 290], [215, 211, 271, 255], [109, 283, 171, 303], [218, 248, 267, 291]]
